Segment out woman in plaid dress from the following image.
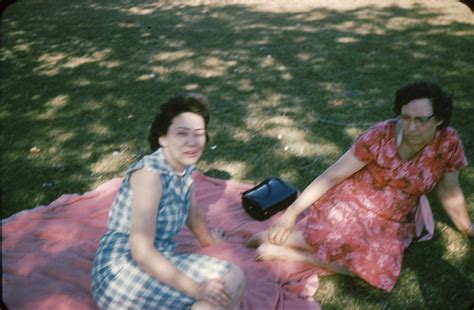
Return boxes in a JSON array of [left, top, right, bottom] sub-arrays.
[[91, 93, 245, 309]]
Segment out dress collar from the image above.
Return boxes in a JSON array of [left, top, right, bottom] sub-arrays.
[[153, 148, 193, 178]]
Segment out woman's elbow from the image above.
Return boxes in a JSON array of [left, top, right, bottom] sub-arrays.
[[130, 236, 152, 264], [436, 180, 461, 198]]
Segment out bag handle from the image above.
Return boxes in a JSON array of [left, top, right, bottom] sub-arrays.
[[241, 177, 288, 196]]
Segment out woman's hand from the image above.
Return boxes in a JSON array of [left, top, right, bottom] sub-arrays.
[[268, 210, 297, 245], [195, 278, 232, 307]]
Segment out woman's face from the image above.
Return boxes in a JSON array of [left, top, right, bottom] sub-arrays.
[[399, 98, 442, 147], [159, 112, 207, 172]]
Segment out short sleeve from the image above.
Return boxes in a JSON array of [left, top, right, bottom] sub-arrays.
[[443, 129, 468, 173], [351, 122, 387, 163]]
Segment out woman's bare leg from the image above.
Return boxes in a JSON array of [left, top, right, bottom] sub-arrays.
[[248, 229, 354, 276], [246, 229, 312, 251], [255, 242, 354, 276]]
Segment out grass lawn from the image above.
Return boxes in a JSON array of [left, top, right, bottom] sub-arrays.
[[1, 0, 473, 308]]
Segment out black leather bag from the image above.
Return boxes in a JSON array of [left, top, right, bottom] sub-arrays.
[[241, 177, 298, 221]]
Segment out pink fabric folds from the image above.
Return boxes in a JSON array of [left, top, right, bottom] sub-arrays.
[[415, 195, 435, 242], [2, 172, 321, 310]]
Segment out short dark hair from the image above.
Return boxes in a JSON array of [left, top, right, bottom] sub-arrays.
[[393, 81, 454, 128], [148, 93, 210, 151]]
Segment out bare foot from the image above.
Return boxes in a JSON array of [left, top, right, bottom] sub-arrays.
[[255, 243, 355, 277], [245, 231, 267, 248], [255, 242, 286, 261]]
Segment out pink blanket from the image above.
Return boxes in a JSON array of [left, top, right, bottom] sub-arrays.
[[2, 172, 323, 309]]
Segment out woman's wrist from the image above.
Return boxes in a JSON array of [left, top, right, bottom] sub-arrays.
[[175, 273, 201, 299], [199, 231, 215, 247], [284, 207, 299, 221], [189, 279, 203, 299]]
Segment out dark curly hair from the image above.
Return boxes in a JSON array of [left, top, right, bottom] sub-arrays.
[[393, 81, 454, 129], [148, 93, 210, 151]]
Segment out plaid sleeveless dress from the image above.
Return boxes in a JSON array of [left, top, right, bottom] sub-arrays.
[[91, 149, 231, 309]]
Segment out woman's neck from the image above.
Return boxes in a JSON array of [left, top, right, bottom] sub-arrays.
[[395, 121, 429, 161], [162, 148, 185, 176], [398, 132, 435, 161], [398, 140, 421, 160]]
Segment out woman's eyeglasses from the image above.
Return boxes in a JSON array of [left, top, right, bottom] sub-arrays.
[[399, 114, 434, 126]]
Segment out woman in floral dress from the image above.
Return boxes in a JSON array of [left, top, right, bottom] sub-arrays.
[[91, 93, 245, 309], [247, 81, 473, 292]]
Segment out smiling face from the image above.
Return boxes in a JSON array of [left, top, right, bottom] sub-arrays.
[[400, 98, 443, 148], [158, 112, 207, 173]]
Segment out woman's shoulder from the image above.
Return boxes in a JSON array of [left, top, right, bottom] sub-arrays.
[[357, 119, 395, 142], [129, 167, 163, 191], [369, 119, 396, 132], [434, 126, 465, 152], [128, 149, 169, 175], [431, 126, 468, 171], [434, 126, 464, 148], [438, 126, 462, 139], [351, 120, 396, 160]]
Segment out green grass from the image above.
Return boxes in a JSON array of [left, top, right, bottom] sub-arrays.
[[1, 0, 473, 308]]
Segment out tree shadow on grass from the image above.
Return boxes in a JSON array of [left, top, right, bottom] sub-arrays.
[[1, 1, 473, 308]]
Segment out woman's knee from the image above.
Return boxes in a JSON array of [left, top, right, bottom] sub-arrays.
[[191, 300, 216, 310], [224, 264, 246, 295], [193, 264, 245, 310]]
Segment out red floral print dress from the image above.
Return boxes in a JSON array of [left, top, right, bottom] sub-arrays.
[[302, 119, 467, 291]]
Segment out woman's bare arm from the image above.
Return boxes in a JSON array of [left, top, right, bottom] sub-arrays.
[[436, 170, 473, 237], [128, 169, 201, 297], [288, 150, 366, 218], [268, 150, 367, 244], [186, 189, 215, 247]]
